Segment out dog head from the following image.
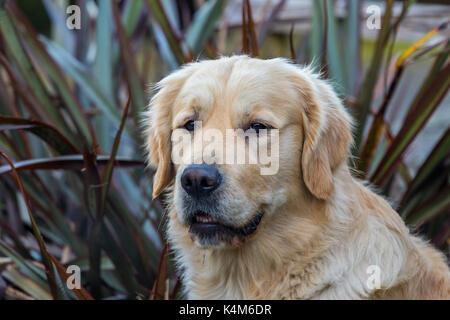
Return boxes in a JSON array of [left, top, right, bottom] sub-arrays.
[[144, 56, 352, 249]]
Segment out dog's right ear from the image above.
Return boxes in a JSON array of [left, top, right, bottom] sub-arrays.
[[144, 67, 194, 199], [292, 71, 353, 200]]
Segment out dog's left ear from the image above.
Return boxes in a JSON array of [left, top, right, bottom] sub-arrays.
[[294, 72, 353, 200], [144, 67, 195, 199]]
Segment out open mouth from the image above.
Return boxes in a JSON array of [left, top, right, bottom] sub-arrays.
[[189, 211, 264, 244]]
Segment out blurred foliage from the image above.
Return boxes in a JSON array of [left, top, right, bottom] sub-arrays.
[[0, 0, 448, 300]]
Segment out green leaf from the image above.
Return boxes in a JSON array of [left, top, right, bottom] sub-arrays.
[[81, 151, 103, 298], [94, 0, 114, 100], [0, 6, 70, 135], [185, 0, 227, 57], [344, 0, 361, 95], [0, 116, 80, 155], [353, 0, 395, 150], [2, 267, 52, 300], [309, 0, 322, 64], [122, 0, 144, 36], [151, 242, 169, 300], [111, 1, 146, 130], [147, 0, 186, 65], [0, 240, 48, 290], [0, 152, 59, 299], [94, 0, 115, 152], [323, 0, 345, 95], [406, 187, 450, 228], [5, 2, 94, 147], [241, 0, 259, 57], [101, 96, 131, 209], [370, 62, 450, 186], [0, 155, 144, 175], [401, 129, 450, 203], [99, 222, 145, 297], [42, 38, 123, 127]]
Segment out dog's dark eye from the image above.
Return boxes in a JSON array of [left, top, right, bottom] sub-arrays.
[[184, 120, 195, 131], [247, 122, 268, 134]]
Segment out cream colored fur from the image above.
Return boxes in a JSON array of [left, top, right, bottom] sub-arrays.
[[144, 56, 450, 300]]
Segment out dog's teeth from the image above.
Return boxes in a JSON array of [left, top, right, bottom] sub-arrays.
[[196, 216, 217, 223], [196, 215, 216, 223]]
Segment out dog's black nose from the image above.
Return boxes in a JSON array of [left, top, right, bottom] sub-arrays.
[[181, 165, 221, 197]]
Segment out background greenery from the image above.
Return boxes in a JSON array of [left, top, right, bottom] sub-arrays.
[[0, 0, 448, 300]]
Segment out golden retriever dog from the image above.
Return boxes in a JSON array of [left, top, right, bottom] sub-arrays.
[[144, 55, 450, 299]]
